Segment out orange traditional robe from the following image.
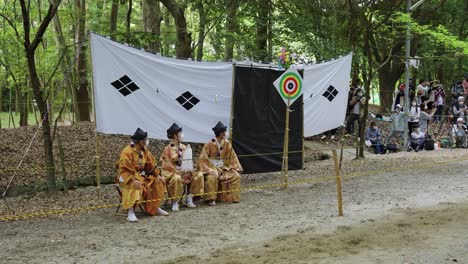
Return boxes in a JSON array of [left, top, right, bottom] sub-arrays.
[[198, 138, 243, 203], [117, 145, 165, 216], [160, 141, 204, 201]]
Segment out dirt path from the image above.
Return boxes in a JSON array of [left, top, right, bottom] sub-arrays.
[[0, 156, 467, 264], [167, 203, 468, 264]]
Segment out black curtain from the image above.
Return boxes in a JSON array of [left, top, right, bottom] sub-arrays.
[[232, 66, 303, 174]]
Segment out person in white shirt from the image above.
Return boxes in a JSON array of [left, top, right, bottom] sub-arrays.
[[408, 100, 420, 136], [416, 80, 428, 105], [452, 96, 467, 124], [408, 124, 425, 152], [452, 118, 467, 148]]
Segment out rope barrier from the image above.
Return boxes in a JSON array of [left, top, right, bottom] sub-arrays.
[[1, 156, 467, 222], [0, 144, 466, 174]]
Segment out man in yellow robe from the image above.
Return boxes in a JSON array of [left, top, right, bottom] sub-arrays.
[[198, 121, 243, 205], [160, 123, 204, 211], [117, 128, 168, 222]]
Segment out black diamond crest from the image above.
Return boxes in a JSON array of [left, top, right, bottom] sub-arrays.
[[111, 75, 140, 96], [322, 85, 339, 102], [176, 91, 200, 110]]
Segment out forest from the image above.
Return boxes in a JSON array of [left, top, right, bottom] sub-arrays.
[[0, 0, 466, 192]]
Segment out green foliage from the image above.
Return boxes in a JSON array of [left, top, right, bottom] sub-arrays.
[[0, 0, 466, 117]]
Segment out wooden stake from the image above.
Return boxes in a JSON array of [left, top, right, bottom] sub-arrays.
[[332, 149, 344, 216], [57, 131, 67, 193], [282, 97, 291, 189], [94, 132, 101, 200], [339, 125, 346, 171], [89, 34, 101, 200]]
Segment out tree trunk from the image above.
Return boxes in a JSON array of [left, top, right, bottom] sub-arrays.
[[196, 0, 206, 61], [110, 0, 119, 37], [359, 27, 375, 159], [161, 7, 171, 55], [17, 84, 28, 127], [19, 0, 60, 192], [378, 62, 404, 113], [142, 0, 161, 53], [223, 0, 238, 61], [254, 0, 270, 62], [75, 0, 91, 122], [160, 0, 192, 58], [51, 0, 78, 121], [0, 78, 2, 128], [126, 0, 133, 40]]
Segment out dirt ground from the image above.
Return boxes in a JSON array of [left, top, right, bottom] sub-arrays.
[[0, 149, 467, 264]]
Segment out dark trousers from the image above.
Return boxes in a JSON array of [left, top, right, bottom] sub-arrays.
[[346, 113, 360, 135], [410, 139, 424, 150], [434, 105, 443, 122], [371, 140, 383, 154], [408, 122, 418, 136], [325, 129, 337, 136]]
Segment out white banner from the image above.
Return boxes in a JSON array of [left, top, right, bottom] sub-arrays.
[[90, 33, 233, 143], [302, 54, 353, 136], [90, 33, 352, 141]]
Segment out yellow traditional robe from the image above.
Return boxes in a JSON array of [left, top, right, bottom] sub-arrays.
[[198, 138, 243, 203], [117, 145, 165, 216], [160, 141, 204, 201]]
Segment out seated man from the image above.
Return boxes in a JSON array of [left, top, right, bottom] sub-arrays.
[[117, 128, 168, 222], [365, 122, 383, 154], [198, 121, 243, 205], [452, 118, 467, 148], [408, 124, 425, 152], [160, 123, 204, 211], [452, 96, 467, 124]]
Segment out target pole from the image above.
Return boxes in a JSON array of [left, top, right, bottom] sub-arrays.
[[282, 96, 291, 189]]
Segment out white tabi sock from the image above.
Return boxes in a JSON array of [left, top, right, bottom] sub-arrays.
[[127, 207, 138, 222], [187, 194, 196, 208], [172, 201, 179, 211], [157, 207, 169, 216]]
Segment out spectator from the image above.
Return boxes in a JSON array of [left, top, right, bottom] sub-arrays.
[[452, 118, 467, 148], [346, 88, 365, 135], [433, 85, 445, 123], [419, 103, 435, 135], [409, 78, 416, 103], [451, 80, 464, 103], [408, 124, 425, 152], [394, 83, 406, 110], [452, 96, 467, 124], [386, 104, 405, 147], [416, 79, 428, 104], [408, 100, 420, 136], [463, 77, 468, 97], [365, 122, 383, 154]]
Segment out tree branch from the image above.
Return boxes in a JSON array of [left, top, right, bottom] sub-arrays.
[[0, 13, 21, 39], [372, 0, 404, 30], [29, 1, 62, 52], [18, 0, 31, 47]]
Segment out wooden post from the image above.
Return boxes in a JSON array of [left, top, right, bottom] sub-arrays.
[[332, 149, 343, 216], [57, 131, 67, 193], [339, 125, 346, 171], [228, 63, 236, 165], [95, 132, 101, 199], [89, 32, 101, 200], [282, 97, 291, 189]]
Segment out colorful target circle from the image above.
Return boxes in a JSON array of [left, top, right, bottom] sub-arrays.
[[279, 72, 302, 100]]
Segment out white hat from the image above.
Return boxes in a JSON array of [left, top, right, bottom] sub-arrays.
[[457, 117, 464, 122], [395, 104, 402, 109], [458, 96, 465, 101]]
